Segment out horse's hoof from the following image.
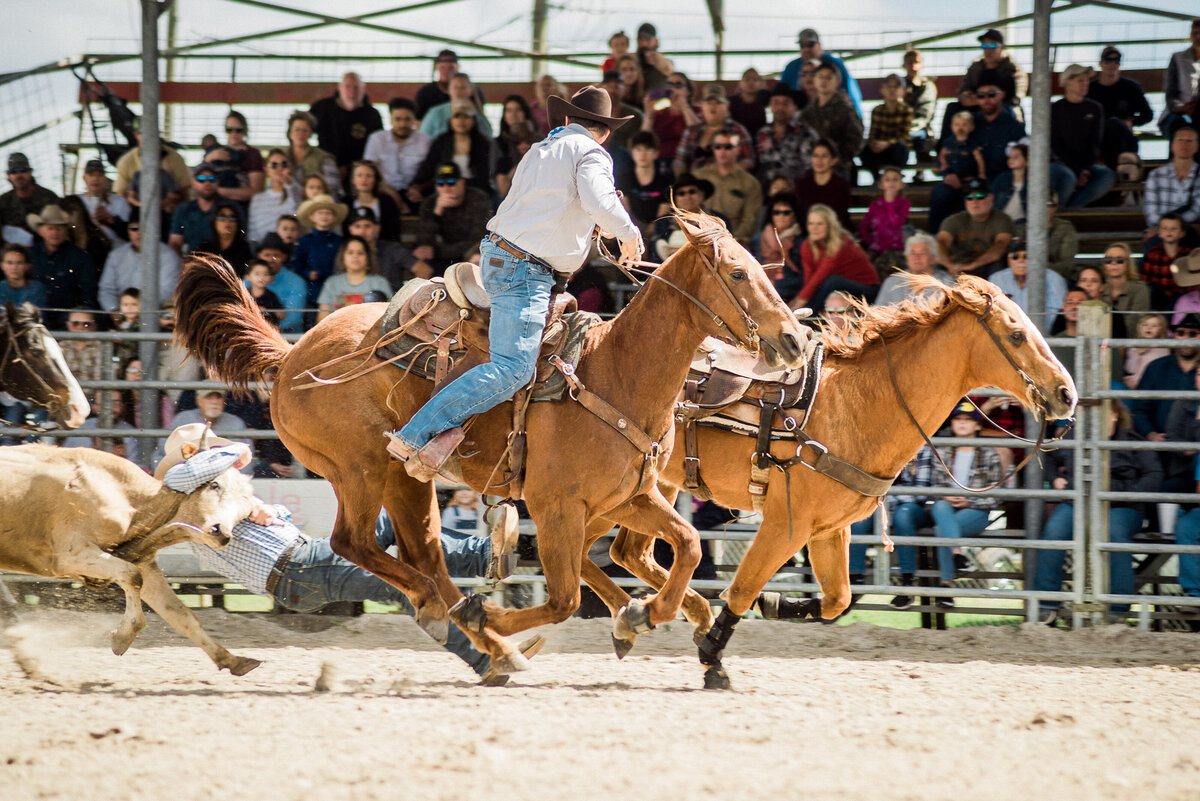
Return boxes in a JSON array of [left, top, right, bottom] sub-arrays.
[[110, 629, 135, 656], [614, 599, 655, 640], [611, 634, 636, 660], [415, 606, 451, 644], [703, 665, 732, 691], [448, 594, 487, 634], [479, 634, 544, 685], [224, 655, 263, 676]]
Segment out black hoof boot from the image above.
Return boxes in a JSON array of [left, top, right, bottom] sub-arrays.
[[448, 593, 488, 633], [703, 665, 732, 690]]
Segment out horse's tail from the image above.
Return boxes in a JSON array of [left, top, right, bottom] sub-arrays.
[[173, 253, 292, 391]]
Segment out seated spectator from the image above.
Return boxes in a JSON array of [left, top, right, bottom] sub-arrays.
[[75, 158, 130, 244], [113, 125, 191, 214], [932, 111, 986, 232], [241, 259, 284, 327], [617, 54, 646, 113], [1124, 313, 1170, 389], [346, 207, 417, 289], [284, 110, 340, 198], [961, 29, 1027, 117], [274, 214, 302, 247], [758, 193, 803, 281], [1050, 64, 1116, 208], [1158, 18, 1200, 138], [799, 62, 863, 183], [935, 178, 1014, 278], [411, 163, 491, 276], [673, 84, 754, 176], [316, 235, 393, 322], [28, 205, 98, 328], [420, 73, 493, 140], [566, 265, 615, 315], [992, 141, 1034, 224], [292, 193, 348, 311], [650, 173, 721, 262], [875, 231, 954, 306], [617, 131, 672, 235], [308, 72, 383, 182], [218, 110, 265, 205], [729, 68, 769, 137], [781, 28, 863, 116], [412, 102, 497, 199], [61, 391, 140, 462], [1033, 403, 1160, 621], [989, 237, 1067, 318], [1101, 242, 1151, 336], [938, 87, 981, 144], [364, 98, 431, 209], [416, 50, 483, 120], [1049, 287, 1087, 336], [1087, 46, 1152, 169], [0, 244, 45, 308], [58, 195, 112, 271], [1163, 363, 1200, 493], [780, 203, 878, 311], [858, 166, 911, 278], [1172, 251, 1200, 322], [641, 71, 698, 165], [601, 31, 629, 75], [860, 74, 911, 181], [693, 128, 761, 247], [755, 85, 818, 189], [493, 95, 541, 199], [794, 139, 852, 234], [598, 69, 645, 156], [346, 160, 401, 242], [1141, 212, 1193, 309], [929, 401, 1004, 608], [1127, 312, 1200, 440], [247, 148, 300, 247], [1038, 192, 1080, 279], [197, 201, 254, 274], [1143, 126, 1200, 242], [168, 163, 230, 255], [635, 23, 675, 92], [98, 218, 181, 313], [154, 388, 250, 468], [1075, 265, 1106, 305], [255, 234, 306, 334], [61, 309, 103, 382], [903, 49, 938, 159], [111, 289, 141, 364]]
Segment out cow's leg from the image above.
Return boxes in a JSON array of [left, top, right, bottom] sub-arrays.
[[136, 563, 261, 675], [55, 546, 147, 656]]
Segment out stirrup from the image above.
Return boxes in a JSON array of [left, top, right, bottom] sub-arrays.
[[405, 427, 465, 483], [384, 431, 414, 462]]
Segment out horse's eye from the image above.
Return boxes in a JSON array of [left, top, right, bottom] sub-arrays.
[[729, 269, 747, 281], [1008, 330, 1026, 346], [208, 481, 221, 491]]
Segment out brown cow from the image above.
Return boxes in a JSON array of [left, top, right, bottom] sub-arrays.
[[0, 444, 261, 675]]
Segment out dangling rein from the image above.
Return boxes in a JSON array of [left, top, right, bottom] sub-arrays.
[[291, 292, 465, 390]]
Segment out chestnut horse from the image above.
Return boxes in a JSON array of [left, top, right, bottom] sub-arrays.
[[577, 275, 1077, 688], [172, 211, 809, 680]]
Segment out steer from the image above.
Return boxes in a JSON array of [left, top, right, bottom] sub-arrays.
[[0, 444, 261, 675]]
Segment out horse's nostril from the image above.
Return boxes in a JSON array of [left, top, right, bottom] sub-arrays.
[[1059, 385, 1075, 407], [781, 332, 801, 359]]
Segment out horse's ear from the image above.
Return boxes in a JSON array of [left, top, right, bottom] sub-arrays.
[[19, 301, 40, 322], [677, 213, 707, 247], [3, 301, 16, 320]]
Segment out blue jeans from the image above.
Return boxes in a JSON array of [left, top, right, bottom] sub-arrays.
[[397, 238, 555, 449], [1175, 508, 1200, 597], [272, 512, 492, 675], [929, 500, 990, 582], [848, 503, 922, 575], [1055, 163, 1116, 208], [1031, 502, 1142, 611]]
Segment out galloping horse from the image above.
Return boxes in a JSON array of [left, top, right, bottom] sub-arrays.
[[0, 302, 88, 430], [172, 210, 809, 680], [578, 276, 1077, 688]]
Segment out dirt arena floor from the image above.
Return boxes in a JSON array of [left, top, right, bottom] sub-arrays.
[[3, 608, 1200, 801]]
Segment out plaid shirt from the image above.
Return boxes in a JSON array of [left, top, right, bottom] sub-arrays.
[[892, 445, 934, 507], [932, 444, 1004, 510], [162, 447, 245, 494], [1144, 162, 1200, 227], [1141, 244, 1192, 302], [799, 93, 864, 172], [191, 505, 299, 597], [755, 117, 820, 184], [868, 101, 913, 144], [672, 119, 755, 173]]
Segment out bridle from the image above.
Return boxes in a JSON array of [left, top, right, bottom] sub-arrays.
[[595, 231, 760, 353], [880, 291, 1071, 493], [0, 312, 64, 429]]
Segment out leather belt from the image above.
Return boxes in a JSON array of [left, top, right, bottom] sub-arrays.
[[265, 534, 309, 597], [486, 233, 562, 276]]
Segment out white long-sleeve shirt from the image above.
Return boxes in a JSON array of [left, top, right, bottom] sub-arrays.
[[488, 123, 639, 274], [98, 241, 182, 312]]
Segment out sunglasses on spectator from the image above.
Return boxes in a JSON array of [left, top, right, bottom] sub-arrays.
[[67, 320, 95, 328], [1104, 257, 1127, 263], [711, 143, 736, 150], [1176, 329, 1200, 338], [1009, 250, 1027, 258], [772, 208, 794, 216], [216, 214, 239, 222], [676, 188, 700, 196], [195, 174, 218, 182], [825, 307, 850, 315], [225, 126, 246, 133], [965, 193, 988, 200], [267, 160, 288, 168], [980, 42, 1001, 49], [127, 224, 140, 231], [1101, 56, 1121, 64], [451, 113, 473, 119], [976, 90, 1000, 98], [666, 81, 686, 88], [435, 178, 459, 186]]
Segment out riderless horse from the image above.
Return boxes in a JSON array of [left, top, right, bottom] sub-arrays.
[[0, 302, 88, 431]]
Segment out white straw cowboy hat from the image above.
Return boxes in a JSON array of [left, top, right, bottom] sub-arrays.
[[1171, 250, 1200, 288], [546, 86, 635, 132], [26, 204, 70, 230], [154, 422, 237, 481], [295, 193, 348, 228]]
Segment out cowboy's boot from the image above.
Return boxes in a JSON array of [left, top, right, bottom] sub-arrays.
[[403, 427, 466, 483]]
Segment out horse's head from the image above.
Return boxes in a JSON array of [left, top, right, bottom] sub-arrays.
[[0, 302, 89, 429], [952, 275, 1077, 421], [672, 210, 808, 368]]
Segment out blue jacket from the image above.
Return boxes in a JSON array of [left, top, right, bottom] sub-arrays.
[[1128, 353, 1196, 436], [780, 53, 863, 118], [292, 229, 344, 306], [972, 108, 1026, 178], [265, 266, 308, 334]]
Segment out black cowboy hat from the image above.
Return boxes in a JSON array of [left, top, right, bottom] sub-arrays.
[[547, 86, 634, 133], [672, 172, 714, 200]]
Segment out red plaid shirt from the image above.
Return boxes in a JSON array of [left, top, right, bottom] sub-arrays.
[[1141, 244, 1192, 303]]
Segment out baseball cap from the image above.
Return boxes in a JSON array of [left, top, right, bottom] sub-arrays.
[[964, 177, 991, 198], [7, 152, 30, 172], [950, 400, 982, 421], [347, 206, 379, 225], [977, 28, 1004, 44], [257, 232, 293, 256], [798, 28, 820, 44], [1008, 237, 1027, 253], [637, 22, 656, 38], [1100, 45, 1122, 62], [701, 84, 729, 103], [435, 49, 457, 63], [1173, 312, 1200, 332], [1061, 64, 1093, 81], [83, 159, 106, 174], [435, 162, 462, 182]]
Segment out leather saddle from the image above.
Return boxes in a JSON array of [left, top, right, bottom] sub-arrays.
[[683, 336, 809, 412]]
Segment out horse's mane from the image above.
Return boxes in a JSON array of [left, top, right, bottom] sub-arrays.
[[819, 274, 993, 359], [671, 206, 733, 251]]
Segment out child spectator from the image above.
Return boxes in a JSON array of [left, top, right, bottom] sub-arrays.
[[316, 235, 392, 322], [794, 139, 852, 234], [245, 259, 285, 327], [860, 74, 912, 181], [1141, 212, 1193, 309], [601, 31, 629, 74], [992, 141, 1029, 223], [0, 244, 46, 308], [937, 111, 986, 186], [302, 175, 330, 204], [758, 193, 803, 282], [441, 487, 480, 535], [275, 214, 302, 246], [1123, 313, 1170, 389], [114, 287, 141, 365], [617, 131, 672, 235], [293, 194, 348, 313], [858, 166, 911, 279]]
